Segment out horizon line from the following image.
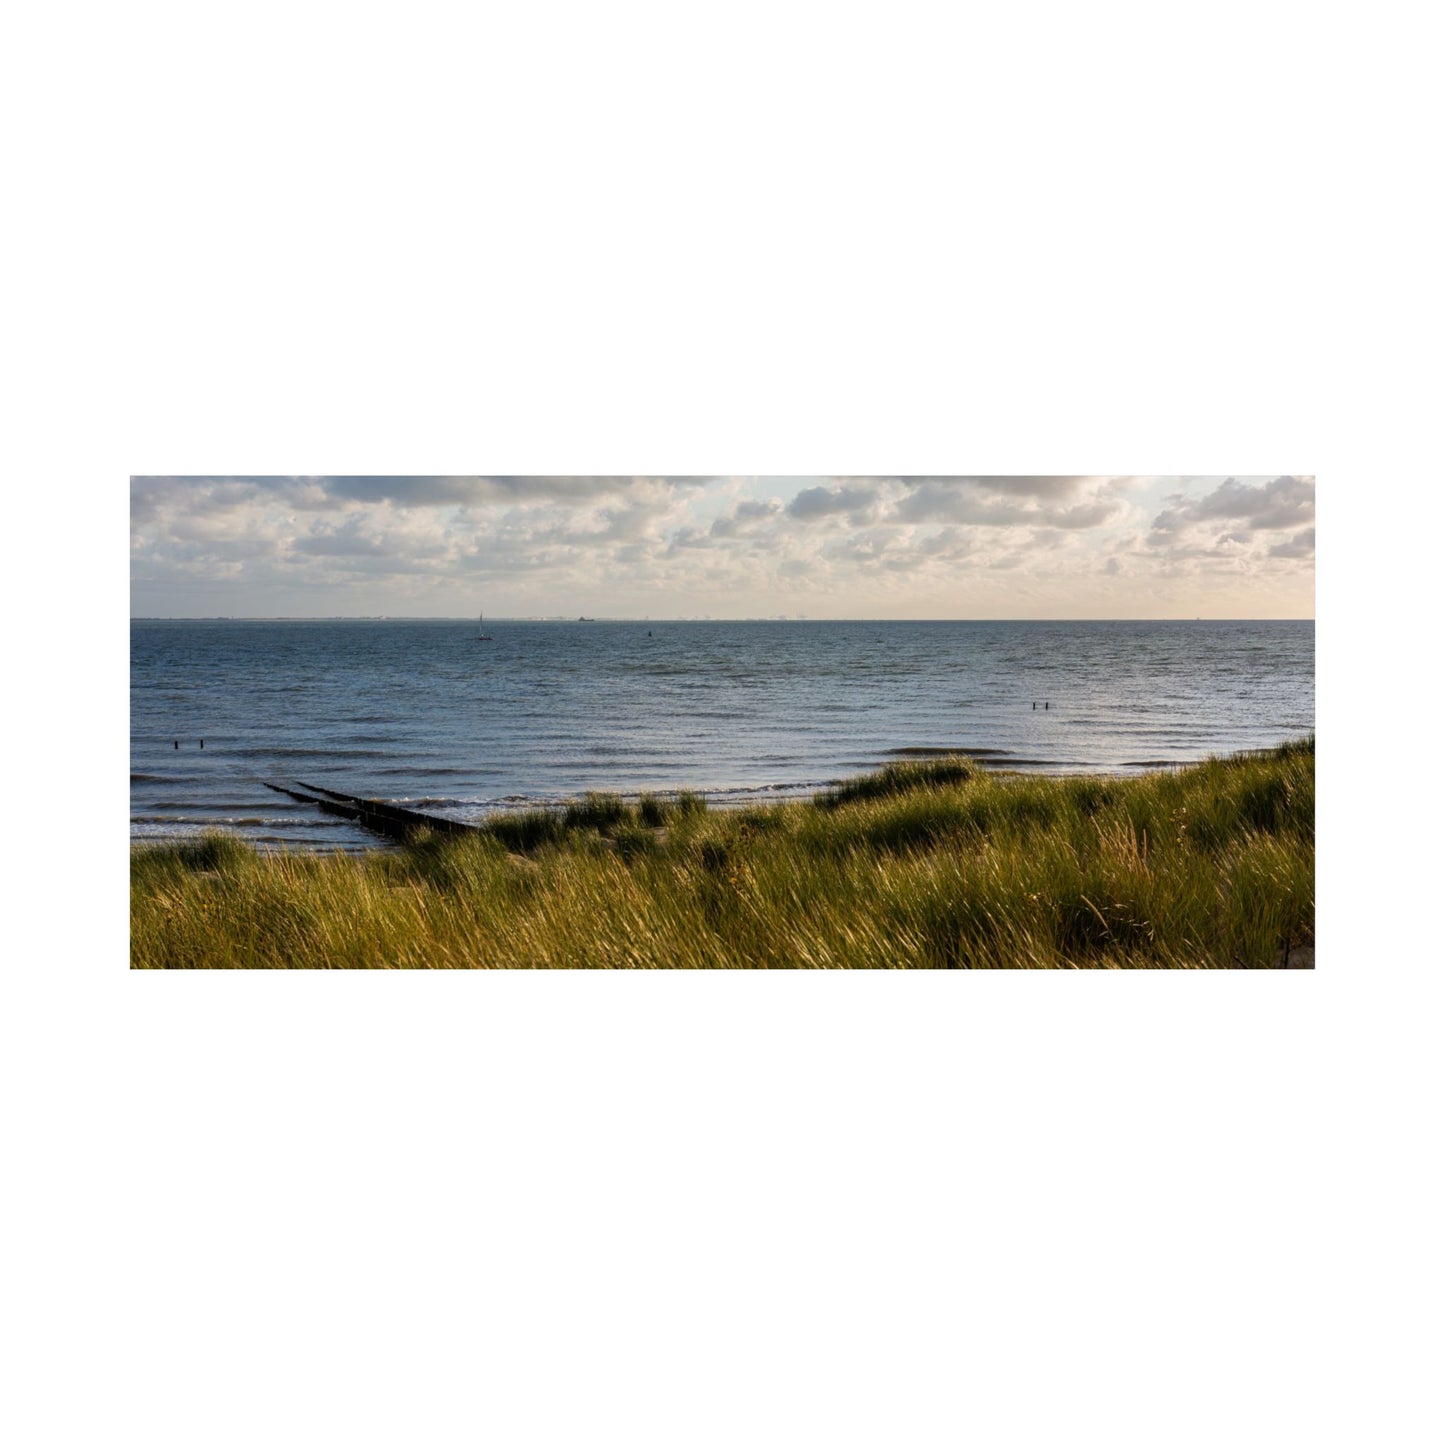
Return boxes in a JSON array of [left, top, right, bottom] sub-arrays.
[[129, 614, 1316, 623]]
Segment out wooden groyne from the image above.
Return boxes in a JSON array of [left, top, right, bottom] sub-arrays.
[[264, 781, 482, 843]]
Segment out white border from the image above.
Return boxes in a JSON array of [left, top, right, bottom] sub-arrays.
[[11, 2, 1440, 1441]]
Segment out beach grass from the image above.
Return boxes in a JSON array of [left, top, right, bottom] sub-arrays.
[[130, 737, 1314, 969]]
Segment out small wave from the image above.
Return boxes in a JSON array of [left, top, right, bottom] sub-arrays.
[[132, 804, 254, 816], [362, 765, 479, 777], [885, 746, 1010, 757], [132, 813, 332, 828], [233, 746, 402, 760]]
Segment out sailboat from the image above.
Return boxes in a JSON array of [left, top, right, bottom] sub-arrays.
[[475, 610, 493, 642]]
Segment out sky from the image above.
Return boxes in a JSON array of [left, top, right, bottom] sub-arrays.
[[130, 475, 1315, 619]]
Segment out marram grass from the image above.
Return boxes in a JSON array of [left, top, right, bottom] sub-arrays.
[[131, 737, 1314, 969]]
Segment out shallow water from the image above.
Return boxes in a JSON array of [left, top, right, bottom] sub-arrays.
[[131, 618, 1314, 850]]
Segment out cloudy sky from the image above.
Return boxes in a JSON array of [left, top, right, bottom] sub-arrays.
[[130, 475, 1314, 619]]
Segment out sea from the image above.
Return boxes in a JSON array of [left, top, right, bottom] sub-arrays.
[[130, 618, 1315, 851]]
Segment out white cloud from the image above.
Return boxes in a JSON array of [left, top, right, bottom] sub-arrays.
[[1269, 527, 1316, 559], [785, 482, 885, 522], [1151, 476, 1315, 536], [131, 476, 1315, 618]]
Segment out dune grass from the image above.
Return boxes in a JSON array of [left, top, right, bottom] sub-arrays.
[[131, 737, 1314, 969]]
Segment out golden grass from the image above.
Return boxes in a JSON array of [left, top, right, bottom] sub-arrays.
[[131, 738, 1313, 969]]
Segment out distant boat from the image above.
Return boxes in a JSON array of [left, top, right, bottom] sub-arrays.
[[475, 610, 493, 642]]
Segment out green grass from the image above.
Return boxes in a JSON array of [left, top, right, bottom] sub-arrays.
[[131, 738, 1314, 969], [814, 756, 981, 807]]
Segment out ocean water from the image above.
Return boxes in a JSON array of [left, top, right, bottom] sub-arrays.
[[131, 619, 1315, 851]]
